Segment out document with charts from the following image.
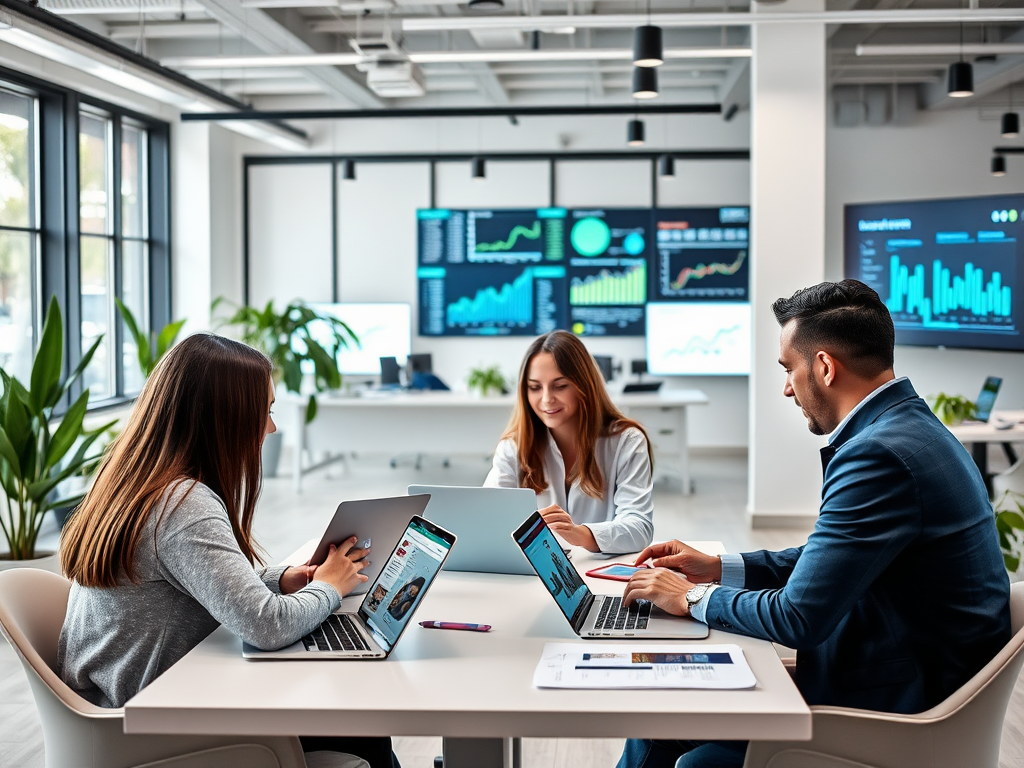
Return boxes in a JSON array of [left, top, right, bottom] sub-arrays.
[[533, 643, 757, 690]]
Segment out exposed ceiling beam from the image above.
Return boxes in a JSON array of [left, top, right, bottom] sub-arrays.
[[189, 0, 382, 107], [401, 9, 1024, 32], [107, 20, 238, 38], [858, 43, 1024, 56], [435, 3, 509, 106], [41, 0, 205, 14], [717, 58, 748, 117], [919, 25, 1024, 110]]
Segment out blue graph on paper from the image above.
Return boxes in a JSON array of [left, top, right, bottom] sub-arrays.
[[887, 254, 1012, 329], [447, 269, 533, 326]]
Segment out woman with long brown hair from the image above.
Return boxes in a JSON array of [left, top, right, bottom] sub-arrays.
[[58, 333, 398, 768], [484, 331, 654, 554]]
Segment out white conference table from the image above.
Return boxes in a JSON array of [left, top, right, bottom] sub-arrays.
[[124, 542, 811, 767], [290, 389, 709, 495], [946, 410, 1024, 482]]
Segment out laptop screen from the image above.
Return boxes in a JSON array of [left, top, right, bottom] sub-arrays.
[[975, 376, 1002, 423], [513, 513, 591, 625], [359, 517, 453, 650]]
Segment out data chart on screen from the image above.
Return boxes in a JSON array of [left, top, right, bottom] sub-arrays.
[[845, 195, 1024, 352], [655, 207, 749, 301], [418, 208, 567, 265], [566, 208, 652, 336], [646, 302, 752, 376]]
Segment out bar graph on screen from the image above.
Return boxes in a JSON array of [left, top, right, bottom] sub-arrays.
[[887, 254, 1013, 330], [569, 262, 646, 306]]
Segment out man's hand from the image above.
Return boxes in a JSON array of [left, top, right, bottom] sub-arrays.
[[622, 569, 696, 617], [279, 565, 318, 595], [539, 504, 599, 552], [634, 540, 722, 583]]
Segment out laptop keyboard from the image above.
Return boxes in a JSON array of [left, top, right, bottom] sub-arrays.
[[301, 614, 370, 652], [595, 597, 653, 632]]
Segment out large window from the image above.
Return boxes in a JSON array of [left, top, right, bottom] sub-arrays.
[[0, 69, 170, 410], [0, 88, 38, 383]]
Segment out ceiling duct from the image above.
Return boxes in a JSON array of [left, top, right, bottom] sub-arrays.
[[366, 60, 426, 97]]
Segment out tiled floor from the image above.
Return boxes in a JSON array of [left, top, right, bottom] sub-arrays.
[[2, 450, 1022, 767]]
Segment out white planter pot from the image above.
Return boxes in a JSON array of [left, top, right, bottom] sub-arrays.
[[0, 551, 61, 574]]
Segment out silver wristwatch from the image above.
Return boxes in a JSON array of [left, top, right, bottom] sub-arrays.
[[685, 583, 712, 610]]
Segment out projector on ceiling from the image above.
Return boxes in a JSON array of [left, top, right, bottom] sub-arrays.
[[366, 61, 426, 98]]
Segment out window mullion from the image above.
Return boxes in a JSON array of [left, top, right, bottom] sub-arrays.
[[112, 117, 123, 399]]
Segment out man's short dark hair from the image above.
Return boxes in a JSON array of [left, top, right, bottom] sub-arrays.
[[772, 279, 895, 378]]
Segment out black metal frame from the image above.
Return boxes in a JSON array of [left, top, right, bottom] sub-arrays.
[[0, 66, 172, 411], [242, 148, 751, 305]]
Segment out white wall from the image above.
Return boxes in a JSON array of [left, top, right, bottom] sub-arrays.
[[247, 113, 752, 448], [827, 108, 1024, 411]]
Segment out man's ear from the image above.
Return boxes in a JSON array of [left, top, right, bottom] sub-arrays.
[[817, 351, 838, 387]]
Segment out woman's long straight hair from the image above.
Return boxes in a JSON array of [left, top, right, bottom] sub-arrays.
[[503, 330, 651, 499], [61, 333, 273, 587]]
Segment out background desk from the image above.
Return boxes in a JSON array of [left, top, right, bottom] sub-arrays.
[[124, 544, 810, 768], [291, 390, 709, 495], [946, 410, 1024, 490]]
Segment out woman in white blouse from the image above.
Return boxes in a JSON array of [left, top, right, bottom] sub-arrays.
[[484, 330, 654, 554]]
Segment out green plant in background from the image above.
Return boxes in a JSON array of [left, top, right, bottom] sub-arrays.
[[467, 364, 507, 397], [994, 491, 1024, 574], [212, 298, 359, 423], [115, 298, 186, 379], [929, 393, 976, 427], [0, 296, 115, 560]]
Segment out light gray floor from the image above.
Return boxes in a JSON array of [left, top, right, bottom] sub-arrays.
[[2, 450, 1022, 767]]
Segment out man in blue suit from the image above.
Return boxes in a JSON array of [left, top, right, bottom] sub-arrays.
[[617, 280, 1011, 768]]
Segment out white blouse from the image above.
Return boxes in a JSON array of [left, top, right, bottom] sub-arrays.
[[484, 427, 654, 554]]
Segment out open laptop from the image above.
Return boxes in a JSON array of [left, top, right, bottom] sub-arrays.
[[407, 485, 537, 575], [512, 511, 709, 640], [974, 376, 1003, 423], [307, 494, 431, 595], [243, 516, 456, 660]]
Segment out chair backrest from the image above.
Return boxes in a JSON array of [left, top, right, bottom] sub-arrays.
[[0, 567, 111, 716]]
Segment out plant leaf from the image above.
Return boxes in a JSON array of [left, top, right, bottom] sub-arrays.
[[46, 389, 89, 470], [30, 296, 63, 414], [115, 298, 152, 376], [305, 395, 317, 424], [0, 424, 22, 477], [999, 510, 1024, 530], [1005, 554, 1020, 573], [282, 358, 302, 394], [62, 335, 104, 400], [155, 319, 186, 360], [5, 381, 31, 459]]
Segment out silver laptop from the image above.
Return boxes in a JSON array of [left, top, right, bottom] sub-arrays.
[[307, 494, 431, 595], [243, 516, 456, 660], [512, 512, 709, 640], [408, 485, 537, 576]]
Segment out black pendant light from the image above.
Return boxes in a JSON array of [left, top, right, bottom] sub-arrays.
[[627, 119, 645, 146], [1003, 112, 1020, 139], [632, 66, 659, 99], [948, 62, 974, 98], [992, 155, 1007, 176], [467, 0, 504, 8], [472, 156, 486, 179], [342, 159, 356, 181], [633, 26, 663, 67], [659, 154, 675, 178]]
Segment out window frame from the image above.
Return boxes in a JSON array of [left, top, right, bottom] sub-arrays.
[[0, 65, 171, 413]]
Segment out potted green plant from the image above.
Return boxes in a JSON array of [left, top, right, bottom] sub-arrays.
[[212, 298, 359, 476], [929, 393, 976, 427], [0, 296, 114, 570], [115, 298, 186, 378], [467, 364, 507, 398], [994, 491, 1024, 579]]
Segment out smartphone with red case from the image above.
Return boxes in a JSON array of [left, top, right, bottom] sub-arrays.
[[585, 562, 653, 582]]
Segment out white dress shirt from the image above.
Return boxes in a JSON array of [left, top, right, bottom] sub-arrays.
[[484, 427, 654, 554], [689, 376, 908, 624]]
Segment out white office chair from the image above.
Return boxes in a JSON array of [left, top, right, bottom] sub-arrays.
[[992, 456, 1024, 498], [0, 568, 367, 768], [737, 580, 1024, 768]]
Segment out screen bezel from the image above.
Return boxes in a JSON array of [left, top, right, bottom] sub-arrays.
[[511, 511, 593, 631], [843, 194, 1024, 353], [358, 515, 456, 653]]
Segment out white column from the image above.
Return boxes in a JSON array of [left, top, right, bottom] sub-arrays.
[[748, 0, 828, 525], [171, 121, 214, 335]]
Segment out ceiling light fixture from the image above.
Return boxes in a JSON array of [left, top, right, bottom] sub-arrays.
[[467, 0, 505, 9], [659, 154, 675, 178], [632, 66, 659, 99], [627, 118, 645, 146], [1003, 83, 1019, 138], [472, 156, 486, 179], [633, 0, 663, 67], [948, 2, 974, 98], [992, 154, 1007, 176], [343, 159, 356, 180]]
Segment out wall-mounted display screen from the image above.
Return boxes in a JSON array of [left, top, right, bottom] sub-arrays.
[[654, 207, 749, 302], [646, 302, 752, 376], [844, 195, 1024, 352], [307, 303, 412, 375]]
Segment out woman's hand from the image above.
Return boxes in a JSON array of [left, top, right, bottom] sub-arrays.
[[279, 564, 318, 595], [634, 540, 722, 583], [312, 537, 371, 597], [539, 504, 599, 552]]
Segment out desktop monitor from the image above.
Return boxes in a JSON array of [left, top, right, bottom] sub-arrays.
[[408, 353, 433, 374], [306, 303, 412, 376], [646, 302, 751, 376], [593, 355, 614, 383], [844, 194, 1024, 352]]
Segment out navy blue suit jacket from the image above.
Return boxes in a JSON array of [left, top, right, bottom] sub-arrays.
[[705, 379, 1010, 713]]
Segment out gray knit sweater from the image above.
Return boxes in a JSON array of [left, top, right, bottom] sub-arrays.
[[57, 480, 341, 708]]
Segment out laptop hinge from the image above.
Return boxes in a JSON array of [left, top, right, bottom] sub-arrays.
[[572, 593, 595, 634]]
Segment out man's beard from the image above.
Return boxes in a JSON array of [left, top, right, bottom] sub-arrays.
[[799, 375, 834, 436]]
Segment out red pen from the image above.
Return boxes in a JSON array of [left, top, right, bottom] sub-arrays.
[[419, 621, 491, 632]]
